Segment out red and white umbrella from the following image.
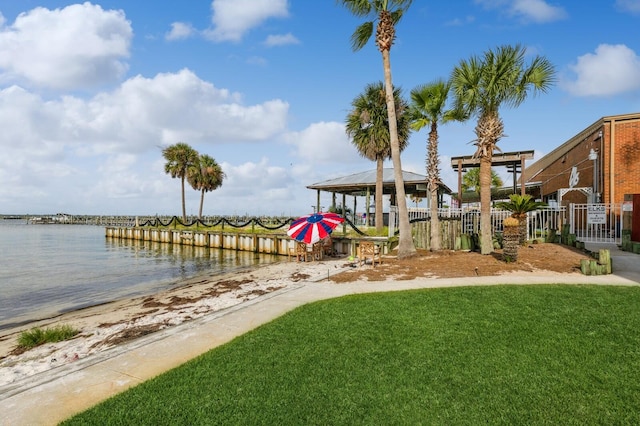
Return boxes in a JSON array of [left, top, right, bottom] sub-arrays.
[[287, 212, 344, 245]]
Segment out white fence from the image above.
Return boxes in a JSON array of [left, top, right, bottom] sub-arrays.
[[391, 203, 623, 245], [391, 206, 567, 242], [568, 203, 622, 245]]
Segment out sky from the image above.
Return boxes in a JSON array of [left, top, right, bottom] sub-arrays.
[[0, 0, 639, 217]]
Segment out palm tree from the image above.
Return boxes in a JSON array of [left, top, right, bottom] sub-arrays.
[[338, 0, 416, 258], [451, 44, 555, 254], [187, 154, 225, 220], [461, 167, 504, 195], [409, 79, 466, 251], [496, 194, 547, 245], [346, 82, 410, 233], [162, 142, 199, 222]]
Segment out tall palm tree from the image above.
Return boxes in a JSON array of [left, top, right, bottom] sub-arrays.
[[162, 142, 199, 222], [338, 0, 416, 258], [410, 79, 466, 251], [451, 44, 555, 254], [187, 154, 225, 219], [346, 82, 410, 233]]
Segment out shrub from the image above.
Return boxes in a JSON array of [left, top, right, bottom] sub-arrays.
[[17, 324, 79, 350]]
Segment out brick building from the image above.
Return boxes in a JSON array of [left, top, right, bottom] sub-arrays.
[[522, 112, 640, 207]]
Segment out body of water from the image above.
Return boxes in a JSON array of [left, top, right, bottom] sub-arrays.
[[0, 221, 280, 330]]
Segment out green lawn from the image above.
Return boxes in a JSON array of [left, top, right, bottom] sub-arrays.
[[62, 285, 640, 425]]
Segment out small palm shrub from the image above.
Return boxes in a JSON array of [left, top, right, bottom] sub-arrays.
[[496, 194, 547, 245]]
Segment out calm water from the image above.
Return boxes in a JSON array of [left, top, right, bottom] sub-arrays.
[[0, 221, 280, 330]]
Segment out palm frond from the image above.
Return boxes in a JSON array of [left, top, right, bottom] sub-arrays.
[[351, 21, 374, 51]]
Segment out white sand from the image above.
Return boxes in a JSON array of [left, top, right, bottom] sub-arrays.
[[0, 258, 353, 387]]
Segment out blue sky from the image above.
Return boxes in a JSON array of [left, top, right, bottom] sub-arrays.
[[0, 0, 639, 216]]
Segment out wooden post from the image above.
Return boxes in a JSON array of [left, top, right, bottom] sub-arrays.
[[580, 259, 590, 275], [457, 159, 463, 208], [599, 249, 612, 274], [521, 156, 526, 196]]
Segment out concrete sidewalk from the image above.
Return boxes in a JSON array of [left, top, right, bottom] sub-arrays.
[[584, 242, 640, 283], [2, 266, 639, 425]]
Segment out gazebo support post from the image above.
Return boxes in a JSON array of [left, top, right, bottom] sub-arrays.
[[365, 187, 371, 227], [457, 159, 463, 208], [521, 156, 526, 196]]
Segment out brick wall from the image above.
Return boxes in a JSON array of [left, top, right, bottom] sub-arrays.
[[536, 115, 640, 206], [538, 131, 600, 206], [608, 118, 640, 204]]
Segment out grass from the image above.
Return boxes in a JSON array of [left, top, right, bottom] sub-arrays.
[[62, 285, 640, 425], [17, 324, 79, 350]]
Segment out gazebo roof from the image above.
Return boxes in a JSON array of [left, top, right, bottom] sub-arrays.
[[306, 168, 452, 196]]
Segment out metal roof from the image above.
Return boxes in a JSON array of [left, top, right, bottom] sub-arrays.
[[306, 168, 452, 195]]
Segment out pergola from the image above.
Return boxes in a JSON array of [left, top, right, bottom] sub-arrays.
[[450, 150, 534, 206], [306, 168, 452, 218]]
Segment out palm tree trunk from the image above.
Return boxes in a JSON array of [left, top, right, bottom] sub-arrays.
[[428, 126, 441, 251], [479, 156, 493, 254], [375, 157, 384, 232], [518, 218, 527, 245], [503, 224, 519, 261], [199, 189, 205, 220], [429, 187, 440, 251], [381, 49, 416, 258], [180, 175, 187, 222]]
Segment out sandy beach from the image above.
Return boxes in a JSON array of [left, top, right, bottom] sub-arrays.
[[3, 242, 637, 392], [0, 258, 354, 388]]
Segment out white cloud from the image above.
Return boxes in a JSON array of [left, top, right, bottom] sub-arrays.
[[445, 16, 476, 26], [166, 22, 196, 40], [205, 0, 289, 42], [0, 70, 292, 214], [212, 158, 301, 214], [284, 121, 361, 164], [616, 0, 640, 14], [67, 68, 288, 154], [0, 3, 132, 90], [475, 0, 567, 23], [264, 33, 300, 47], [561, 44, 640, 96], [246, 56, 268, 66]]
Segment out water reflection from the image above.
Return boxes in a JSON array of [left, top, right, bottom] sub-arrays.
[[0, 226, 282, 330], [104, 236, 281, 282]]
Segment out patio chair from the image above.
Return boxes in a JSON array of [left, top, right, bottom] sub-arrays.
[[289, 241, 311, 262], [312, 241, 324, 261], [322, 236, 335, 257], [358, 241, 380, 267]]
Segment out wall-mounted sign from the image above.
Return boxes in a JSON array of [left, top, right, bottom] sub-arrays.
[[587, 204, 607, 224], [569, 166, 580, 188], [623, 201, 633, 212]]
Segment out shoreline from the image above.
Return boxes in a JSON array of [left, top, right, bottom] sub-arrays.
[[0, 258, 353, 387], [0, 261, 276, 333], [3, 246, 639, 391]]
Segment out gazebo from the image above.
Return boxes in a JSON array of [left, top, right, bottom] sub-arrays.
[[450, 150, 535, 207], [306, 168, 452, 222]]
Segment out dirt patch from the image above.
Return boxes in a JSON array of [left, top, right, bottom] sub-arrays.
[[330, 243, 589, 283]]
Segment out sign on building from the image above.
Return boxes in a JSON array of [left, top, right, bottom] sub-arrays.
[[587, 204, 607, 224]]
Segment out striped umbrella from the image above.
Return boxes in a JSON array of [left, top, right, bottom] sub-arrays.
[[287, 212, 344, 245]]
